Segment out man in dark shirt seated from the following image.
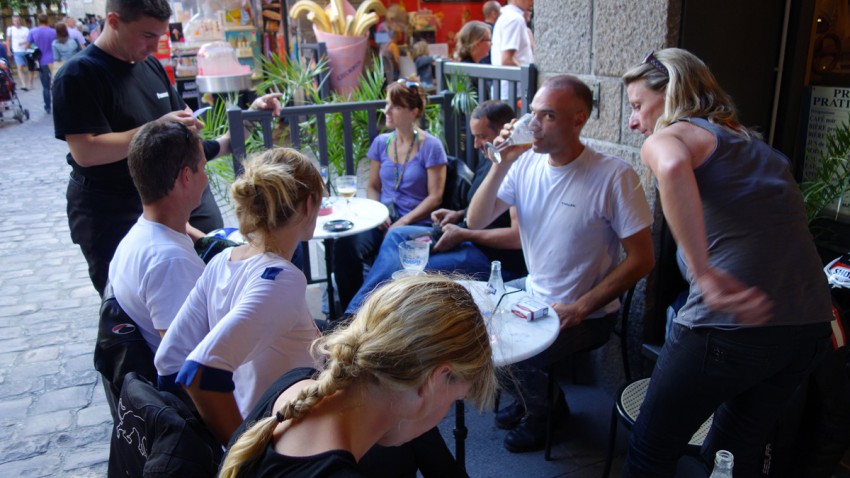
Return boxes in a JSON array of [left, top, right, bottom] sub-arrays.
[[344, 100, 526, 314]]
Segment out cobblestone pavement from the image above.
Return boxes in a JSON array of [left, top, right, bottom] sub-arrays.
[[0, 85, 110, 476]]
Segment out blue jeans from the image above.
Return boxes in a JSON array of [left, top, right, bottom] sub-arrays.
[[38, 64, 51, 111], [624, 321, 832, 477], [333, 228, 385, 312], [344, 225, 494, 314]]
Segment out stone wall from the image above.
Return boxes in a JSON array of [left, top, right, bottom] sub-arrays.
[[533, 0, 681, 390]]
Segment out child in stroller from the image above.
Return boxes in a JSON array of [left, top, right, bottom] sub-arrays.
[[0, 58, 30, 123]]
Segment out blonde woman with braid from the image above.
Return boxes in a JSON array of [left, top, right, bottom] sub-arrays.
[[154, 148, 324, 445], [220, 275, 497, 478]]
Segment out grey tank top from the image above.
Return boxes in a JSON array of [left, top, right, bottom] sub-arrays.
[[674, 117, 832, 328]]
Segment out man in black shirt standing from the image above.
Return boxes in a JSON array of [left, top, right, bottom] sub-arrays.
[[53, 0, 280, 296]]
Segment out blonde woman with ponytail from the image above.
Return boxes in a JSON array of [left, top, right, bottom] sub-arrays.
[[220, 275, 497, 478], [154, 148, 324, 445]]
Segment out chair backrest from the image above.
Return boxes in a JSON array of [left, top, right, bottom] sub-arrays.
[[108, 372, 222, 478], [227, 91, 458, 176], [442, 155, 475, 211]]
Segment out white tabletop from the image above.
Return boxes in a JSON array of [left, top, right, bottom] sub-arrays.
[[457, 280, 560, 367], [313, 197, 389, 240]]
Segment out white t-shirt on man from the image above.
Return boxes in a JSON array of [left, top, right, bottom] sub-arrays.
[[108, 216, 205, 352], [7, 25, 30, 53], [154, 248, 319, 416], [491, 3, 534, 98], [497, 146, 652, 317]]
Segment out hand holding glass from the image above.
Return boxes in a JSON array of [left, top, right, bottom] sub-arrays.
[[392, 240, 429, 279], [484, 113, 534, 164]]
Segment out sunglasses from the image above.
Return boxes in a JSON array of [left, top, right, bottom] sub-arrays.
[[397, 79, 420, 90], [643, 50, 668, 76]]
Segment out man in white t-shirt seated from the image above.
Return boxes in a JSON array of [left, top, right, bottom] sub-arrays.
[[107, 119, 210, 352], [467, 75, 655, 453]]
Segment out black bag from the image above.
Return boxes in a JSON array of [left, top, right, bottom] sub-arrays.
[[24, 47, 40, 71], [94, 285, 158, 413]]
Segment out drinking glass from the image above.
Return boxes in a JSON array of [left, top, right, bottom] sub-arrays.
[[335, 175, 357, 212], [484, 113, 535, 164], [392, 240, 429, 279]]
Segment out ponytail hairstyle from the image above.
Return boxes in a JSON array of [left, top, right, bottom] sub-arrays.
[[220, 274, 497, 478], [387, 79, 428, 119], [454, 20, 490, 62], [622, 47, 757, 140], [230, 148, 324, 254]]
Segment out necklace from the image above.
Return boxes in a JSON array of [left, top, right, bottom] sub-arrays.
[[392, 128, 419, 191]]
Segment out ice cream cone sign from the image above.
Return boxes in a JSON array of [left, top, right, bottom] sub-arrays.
[[290, 0, 386, 37], [290, 0, 386, 96]]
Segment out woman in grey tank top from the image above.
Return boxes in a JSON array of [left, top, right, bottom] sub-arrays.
[[620, 48, 833, 477]]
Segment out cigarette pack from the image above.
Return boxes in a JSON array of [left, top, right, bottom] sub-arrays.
[[511, 297, 548, 321]]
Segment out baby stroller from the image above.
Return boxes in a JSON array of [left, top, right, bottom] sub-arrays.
[[0, 58, 29, 123]]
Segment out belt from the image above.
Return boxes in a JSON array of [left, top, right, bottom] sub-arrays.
[[69, 170, 136, 192]]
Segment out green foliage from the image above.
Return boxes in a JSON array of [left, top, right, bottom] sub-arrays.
[[444, 70, 478, 116], [802, 117, 850, 224], [199, 95, 238, 206], [295, 55, 388, 178], [423, 103, 445, 150], [255, 52, 328, 105]]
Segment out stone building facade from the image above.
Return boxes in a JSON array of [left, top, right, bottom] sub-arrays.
[[532, 0, 685, 387]]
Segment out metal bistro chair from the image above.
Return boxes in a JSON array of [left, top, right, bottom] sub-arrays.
[[602, 378, 714, 477]]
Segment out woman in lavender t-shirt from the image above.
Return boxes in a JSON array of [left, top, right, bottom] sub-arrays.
[[335, 80, 447, 311]]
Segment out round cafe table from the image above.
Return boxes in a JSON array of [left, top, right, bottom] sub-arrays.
[[452, 280, 560, 471], [310, 197, 389, 319], [313, 196, 389, 240]]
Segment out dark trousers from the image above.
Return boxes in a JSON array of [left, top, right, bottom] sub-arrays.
[[333, 228, 383, 312], [38, 64, 50, 110], [67, 173, 222, 296], [503, 276, 617, 415], [510, 313, 616, 416], [624, 322, 832, 478]]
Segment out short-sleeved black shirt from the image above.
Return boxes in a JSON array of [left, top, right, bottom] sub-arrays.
[[52, 45, 187, 182]]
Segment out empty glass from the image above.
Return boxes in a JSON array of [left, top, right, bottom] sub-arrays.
[[484, 113, 535, 164], [392, 240, 429, 279]]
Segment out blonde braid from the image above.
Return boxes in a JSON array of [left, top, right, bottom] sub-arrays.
[[219, 337, 361, 478]]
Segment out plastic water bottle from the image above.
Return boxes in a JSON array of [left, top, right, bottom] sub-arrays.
[[485, 261, 505, 316], [709, 450, 734, 478]]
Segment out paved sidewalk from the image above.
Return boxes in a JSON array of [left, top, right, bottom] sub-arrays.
[[0, 86, 110, 476]]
